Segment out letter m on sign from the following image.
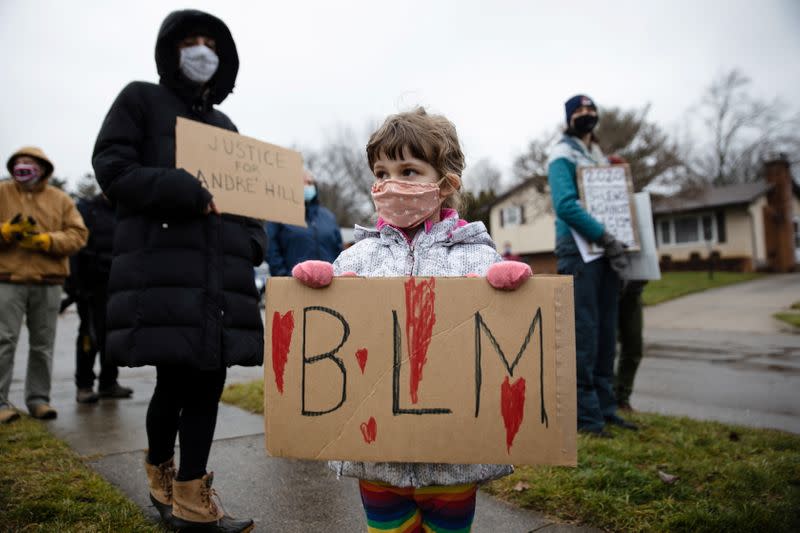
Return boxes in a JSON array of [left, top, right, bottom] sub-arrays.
[[474, 309, 548, 427]]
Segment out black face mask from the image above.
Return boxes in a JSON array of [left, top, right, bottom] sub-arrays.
[[571, 114, 598, 135]]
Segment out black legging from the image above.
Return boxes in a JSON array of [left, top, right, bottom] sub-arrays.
[[146, 365, 227, 481]]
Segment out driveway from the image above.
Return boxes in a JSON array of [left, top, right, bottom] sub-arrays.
[[644, 273, 800, 333]]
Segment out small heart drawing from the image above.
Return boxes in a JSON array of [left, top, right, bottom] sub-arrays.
[[360, 417, 377, 444], [500, 376, 526, 453], [355, 348, 368, 374]]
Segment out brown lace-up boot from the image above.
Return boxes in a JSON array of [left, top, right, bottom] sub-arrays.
[[144, 454, 175, 522], [169, 472, 254, 532]]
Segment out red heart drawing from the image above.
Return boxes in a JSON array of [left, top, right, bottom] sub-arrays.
[[271, 311, 294, 394], [500, 376, 526, 453], [355, 348, 368, 374], [360, 417, 377, 444]]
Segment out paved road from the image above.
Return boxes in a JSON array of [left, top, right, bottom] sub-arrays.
[[8, 309, 595, 533], [634, 273, 800, 433], [634, 328, 800, 433]]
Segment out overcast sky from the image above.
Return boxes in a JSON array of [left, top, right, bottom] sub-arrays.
[[2, 0, 799, 189]]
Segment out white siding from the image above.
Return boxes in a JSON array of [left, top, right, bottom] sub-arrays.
[[489, 186, 555, 254], [654, 205, 754, 261], [748, 196, 767, 267]]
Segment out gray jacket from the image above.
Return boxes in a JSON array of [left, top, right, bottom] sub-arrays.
[[329, 213, 514, 487]]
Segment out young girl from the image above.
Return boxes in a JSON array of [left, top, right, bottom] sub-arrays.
[[292, 107, 532, 532]]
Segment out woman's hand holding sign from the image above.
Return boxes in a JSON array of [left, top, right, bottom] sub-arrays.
[[204, 200, 220, 215]]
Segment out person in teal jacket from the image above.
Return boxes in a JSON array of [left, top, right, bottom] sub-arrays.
[[547, 94, 637, 437]]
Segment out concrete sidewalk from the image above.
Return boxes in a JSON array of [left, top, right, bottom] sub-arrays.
[[8, 310, 596, 532]]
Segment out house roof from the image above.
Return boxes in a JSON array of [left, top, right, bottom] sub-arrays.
[[486, 174, 799, 215], [487, 177, 543, 209], [651, 182, 773, 215]]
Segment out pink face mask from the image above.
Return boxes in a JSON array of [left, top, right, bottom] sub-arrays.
[[12, 163, 40, 184], [371, 178, 444, 229]]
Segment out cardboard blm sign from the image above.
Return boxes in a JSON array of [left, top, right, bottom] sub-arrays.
[[264, 276, 577, 466]]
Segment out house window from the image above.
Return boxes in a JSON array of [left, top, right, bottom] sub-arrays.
[[501, 205, 523, 227], [660, 220, 671, 244], [674, 217, 699, 244], [659, 211, 719, 246], [702, 215, 713, 241], [715, 211, 726, 243]]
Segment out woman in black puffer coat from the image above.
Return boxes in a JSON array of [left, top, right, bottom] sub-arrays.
[[92, 10, 261, 532]]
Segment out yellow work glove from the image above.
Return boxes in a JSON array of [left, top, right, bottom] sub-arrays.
[[22, 215, 40, 235], [1, 214, 25, 243], [17, 216, 40, 243], [19, 232, 52, 252]]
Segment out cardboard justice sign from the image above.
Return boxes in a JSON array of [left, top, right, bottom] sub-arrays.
[[175, 117, 305, 225], [577, 164, 640, 254], [264, 276, 577, 466]]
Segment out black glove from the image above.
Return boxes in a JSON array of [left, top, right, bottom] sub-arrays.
[[598, 231, 629, 275], [59, 295, 76, 314]]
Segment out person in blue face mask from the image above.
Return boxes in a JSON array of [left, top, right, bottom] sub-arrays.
[[266, 170, 343, 276]]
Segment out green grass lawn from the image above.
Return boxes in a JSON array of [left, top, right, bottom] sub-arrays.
[[485, 413, 800, 532], [223, 379, 800, 532], [642, 271, 764, 306], [773, 301, 800, 328], [775, 312, 800, 328], [0, 416, 159, 532], [221, 379, 265, 414]]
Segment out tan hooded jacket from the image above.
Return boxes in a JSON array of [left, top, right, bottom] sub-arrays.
[[1, 147, 88, 284]]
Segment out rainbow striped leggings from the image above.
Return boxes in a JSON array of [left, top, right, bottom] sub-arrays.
[[358, 480, 478, 533]]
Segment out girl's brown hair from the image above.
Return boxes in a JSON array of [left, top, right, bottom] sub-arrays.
[[366, 107, 464, 210]]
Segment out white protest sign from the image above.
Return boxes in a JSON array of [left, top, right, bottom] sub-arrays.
[[621, 192, 662, 281], [577, 164, 640, 253]]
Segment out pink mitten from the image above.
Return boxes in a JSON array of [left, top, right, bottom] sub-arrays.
[[486, 261, 532, 290], [292, 260, 334, 288]]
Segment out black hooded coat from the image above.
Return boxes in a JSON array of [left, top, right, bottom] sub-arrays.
[[92, 10, 266, 370]]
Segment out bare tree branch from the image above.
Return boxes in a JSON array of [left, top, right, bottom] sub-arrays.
[[463, 158, 502, 194], [76, 173, 99, 199], [302, 125, 375, 227], [688, 69, 800, 185]]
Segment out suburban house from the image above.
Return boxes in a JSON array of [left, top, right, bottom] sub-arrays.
[[488, 157, 799, 273], [652, 158, 799, 272], [489, 181, 558, 273]]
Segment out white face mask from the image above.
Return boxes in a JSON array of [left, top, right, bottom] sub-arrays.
[[179, 44, 219, 83]]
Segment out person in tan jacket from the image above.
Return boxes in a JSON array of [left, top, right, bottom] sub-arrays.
[[0, 146, 88, 423]]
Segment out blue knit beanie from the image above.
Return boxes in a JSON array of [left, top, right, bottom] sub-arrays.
[[564, 94, 597, 125]]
